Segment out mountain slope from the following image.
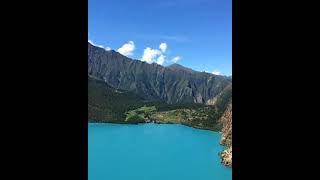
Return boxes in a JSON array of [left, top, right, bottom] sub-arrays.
[[88, 76, 214, 124], [88, 42, 232, 104], [88, 76, 150, 122], [219, 101, 232, 167]]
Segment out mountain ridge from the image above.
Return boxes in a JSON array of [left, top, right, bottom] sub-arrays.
[[88, 42, 232, 104], [89, 42, 231, 77]]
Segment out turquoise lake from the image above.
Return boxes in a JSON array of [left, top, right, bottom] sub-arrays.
[[89, 123, 232, 180]]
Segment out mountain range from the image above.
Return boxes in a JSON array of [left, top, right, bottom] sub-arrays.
[[88, 42, 231, 105]]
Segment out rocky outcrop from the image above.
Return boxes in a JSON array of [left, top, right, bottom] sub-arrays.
[[219, 102, 232, 167], [220, 147, 232, 167]]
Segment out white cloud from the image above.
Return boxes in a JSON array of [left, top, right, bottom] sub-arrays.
[[88, 39, 112, 51], [159, 43, 167, 53], [88, 39, 102, 47], [156, 55, 166, 65], [141, 47, 162, 63], [141, 42, 182, 66], [117, 41, 135, 56], [212, 70, 221, 75], [172, 56, 181, 63], [97, 45, 104, 48]]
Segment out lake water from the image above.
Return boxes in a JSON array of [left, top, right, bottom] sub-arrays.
[[89, 123, 232, 180]]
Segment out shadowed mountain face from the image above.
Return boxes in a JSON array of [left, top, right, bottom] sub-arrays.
[[88, 42, 232, 104], [88, 76, 148, 122]]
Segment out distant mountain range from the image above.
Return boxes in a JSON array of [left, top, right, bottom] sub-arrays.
[[88, 42, 232, 104]]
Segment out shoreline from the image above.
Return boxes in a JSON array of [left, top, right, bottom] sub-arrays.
[[88, 119, 220, 132]]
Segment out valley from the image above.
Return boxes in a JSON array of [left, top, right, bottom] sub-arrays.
[[88, 42, 232, 167]]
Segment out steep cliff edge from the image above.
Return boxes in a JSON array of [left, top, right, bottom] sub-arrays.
[[219, 102, 232, 167]]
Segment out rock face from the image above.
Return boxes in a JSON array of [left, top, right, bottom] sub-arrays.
[[220, 147, 232, 167], [88, 42, 232, 104], [219, 102, 232, 167]]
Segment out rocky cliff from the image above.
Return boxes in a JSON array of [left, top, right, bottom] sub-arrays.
[[219, 101, 232, 167]]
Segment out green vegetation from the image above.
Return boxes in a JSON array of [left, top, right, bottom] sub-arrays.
[[151, 106, 222, 131], [122, 104, 223, 131], [88, 76, 199, 123], [88, 76, 154, 123], [125, 106, 156, 123], [88, 75, 232, 131]]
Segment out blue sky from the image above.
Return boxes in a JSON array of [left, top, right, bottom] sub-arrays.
[[89, 0, 232, 76]]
